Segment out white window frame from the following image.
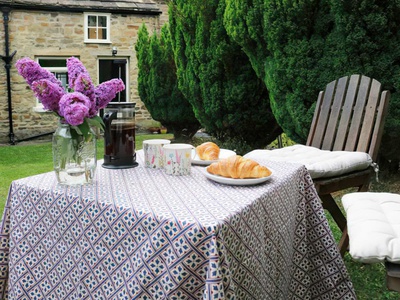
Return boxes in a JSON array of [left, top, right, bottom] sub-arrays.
[[33, 57, 69, 113], [84, 12, 111, 43]]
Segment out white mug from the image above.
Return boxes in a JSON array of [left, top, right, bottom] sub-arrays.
[[143, 139, 171, 168], [163, 143, 195, 175]]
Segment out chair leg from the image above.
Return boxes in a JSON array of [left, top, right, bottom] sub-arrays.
[[320, 193, 349, 257], [358, 182, 370, 192], [338, 226, 349, 257], [320, 193, 347, 232], [386, 262, 400, 292]]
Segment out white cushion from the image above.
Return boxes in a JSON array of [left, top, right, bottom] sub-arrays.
[[342, 192, 400, 263], [244, 144, 372, 179]]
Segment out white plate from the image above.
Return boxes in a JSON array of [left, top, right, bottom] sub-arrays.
[[202, 167, 273, 186], [192, 149, 236, 166]]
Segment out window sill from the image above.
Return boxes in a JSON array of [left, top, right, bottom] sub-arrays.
[[84, 39, 111, 44], [32, 107, 51, 113]]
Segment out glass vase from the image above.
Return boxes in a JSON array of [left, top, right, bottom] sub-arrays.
[[52, 122, 97, 185]]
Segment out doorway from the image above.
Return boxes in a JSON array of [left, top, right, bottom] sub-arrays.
[[98, 59, 128, 102]]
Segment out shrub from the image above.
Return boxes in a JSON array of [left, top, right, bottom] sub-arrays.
[[168, 0, 282, 149], [224, 0, 400, 168], [135, 24, 200, 140]]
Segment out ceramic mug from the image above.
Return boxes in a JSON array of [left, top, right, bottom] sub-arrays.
[[143, 139, 171, 168], [163, 143, 195, 175]]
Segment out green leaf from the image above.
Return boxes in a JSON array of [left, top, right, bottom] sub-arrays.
[[87, 116, 105, 129], [75, 120, 91, 140], [71, 125, 82, 136]]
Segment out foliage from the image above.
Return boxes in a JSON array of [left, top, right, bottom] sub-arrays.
[[168, 0, 282, 149], [225, 0, 340, 142], [329, 0, 400, 168], [267, 133, 296, 150], [135, 24, 200, 141], [224, 0, 400, 167]]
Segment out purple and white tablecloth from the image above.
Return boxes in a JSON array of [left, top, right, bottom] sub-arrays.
[[0, 150, 356, 299]]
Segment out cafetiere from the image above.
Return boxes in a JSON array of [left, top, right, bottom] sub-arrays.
[[102, 103, 139, 169]]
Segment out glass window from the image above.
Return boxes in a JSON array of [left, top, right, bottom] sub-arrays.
[[84, 13, 111, 43], [98, 16, 107, 27], [88, 15, 97, 27]]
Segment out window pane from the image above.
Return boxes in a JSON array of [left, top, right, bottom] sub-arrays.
[[55, 73, 68, 88], [88, 28, 97, 39], [98, 16, 107, 27], [88, 15, 97, 27], [100, 28, 107, 40], [38, 59, 67, 68], [37, 59, 68, 90]]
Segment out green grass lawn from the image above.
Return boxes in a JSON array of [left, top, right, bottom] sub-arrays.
[[0, 134, 173, 216], [0, 134, 399, 299]]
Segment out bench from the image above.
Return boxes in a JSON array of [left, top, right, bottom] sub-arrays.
[[342, 192, 400, 292]]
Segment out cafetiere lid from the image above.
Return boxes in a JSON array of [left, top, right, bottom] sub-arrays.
[[106, 102, 136, 110]]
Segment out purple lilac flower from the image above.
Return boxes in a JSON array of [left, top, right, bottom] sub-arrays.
[[31, 79, 66, 114], [67, 57, 91, 91], [94, 79, 125, 111], [15, 57, 63, 87], [59, 92, 91, 126], [62, 103, 90, 126], [74, 73, 96, 114], [88, 104, 98, 118]]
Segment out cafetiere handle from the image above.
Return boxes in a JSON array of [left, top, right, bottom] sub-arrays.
[[103, 111, 118, 146]]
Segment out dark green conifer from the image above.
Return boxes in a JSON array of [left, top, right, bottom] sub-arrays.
[[169, 0, 281, 151], [136, 24, 200, 140]]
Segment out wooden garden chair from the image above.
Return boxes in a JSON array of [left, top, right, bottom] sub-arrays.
[[309, 74, 390, 256], [245, 74, 391, 256]]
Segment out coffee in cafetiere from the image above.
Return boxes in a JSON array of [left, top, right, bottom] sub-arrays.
[[102, 102, 139, 169]]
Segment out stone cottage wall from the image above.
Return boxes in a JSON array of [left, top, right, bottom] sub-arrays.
[[0, 1, 169, 144]]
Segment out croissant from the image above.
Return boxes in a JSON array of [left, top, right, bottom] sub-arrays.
[[207, 155, 271, 179], [196, 142, 220, 160]]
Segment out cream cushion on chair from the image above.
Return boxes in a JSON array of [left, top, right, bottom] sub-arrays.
[[244, 144, 372, 179], [342, 192, 400, 264]]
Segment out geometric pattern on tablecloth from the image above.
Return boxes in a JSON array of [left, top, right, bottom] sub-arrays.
[[0, 187, 11, 300], [0, 152, 356, 299]]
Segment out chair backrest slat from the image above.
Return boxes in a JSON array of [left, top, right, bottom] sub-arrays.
[[322, 76, 348, 150], [307, 74, 390, 161], [333, 75, 360, 150], [345, 75, 371, 151], [309, 80, 336, 148], [356, 79, 381, 153], [368, 91, 390, 161], [306, 91, 324, 146]]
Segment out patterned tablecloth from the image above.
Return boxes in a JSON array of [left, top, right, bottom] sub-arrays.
[[0, 150, 356, 299]]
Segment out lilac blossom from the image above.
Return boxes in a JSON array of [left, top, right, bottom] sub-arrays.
[[59, 92, 91, 126], [31, 79, 66, 113], [62, 103, 90, 126], [67, 57, 90, 91], [74, 73, 96, 108], [94, 79, 125, 111], [15, 57, 63, 87]]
